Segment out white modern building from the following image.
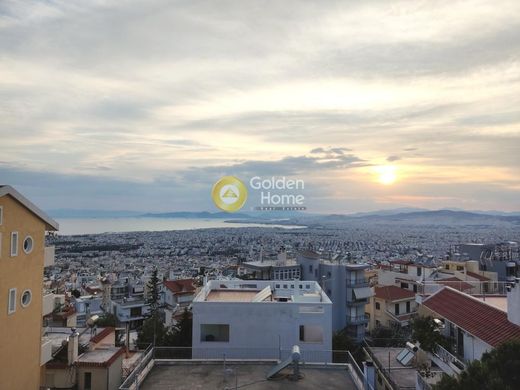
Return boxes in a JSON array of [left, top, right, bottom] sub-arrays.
[[192, 280, 332, 362]]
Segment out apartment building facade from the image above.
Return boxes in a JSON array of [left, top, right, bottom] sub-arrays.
[[0, 185, 58, 389]]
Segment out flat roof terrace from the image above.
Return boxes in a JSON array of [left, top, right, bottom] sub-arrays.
[[206, 290, 260, 302], [140, 362, 357, 390]]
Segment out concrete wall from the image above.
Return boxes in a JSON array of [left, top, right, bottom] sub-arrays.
[[192, 300, 332, 361], [43, 367, 77, 389], [462, 332, 491, 362], [0, 194, 46, 390]]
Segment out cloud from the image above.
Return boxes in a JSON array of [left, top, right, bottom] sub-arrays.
[[0, 0, 519, 212]]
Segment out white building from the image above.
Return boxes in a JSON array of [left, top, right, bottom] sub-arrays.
[[192, 280, 332, 362]]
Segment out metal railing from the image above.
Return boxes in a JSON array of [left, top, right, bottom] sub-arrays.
[[347, 314, 369, 325], [433, 343, 466, 371], [363, 341, 404, 390], [119, 344, 153, 390], [347, 278, 369, 287], [119, 346, 355, 390], [417, 280, 510, 296]]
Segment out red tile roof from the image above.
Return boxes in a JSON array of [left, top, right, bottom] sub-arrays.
[[436, 277, 474, 291], [423, 287, 520, 347], [90, 327, 114, 344], [163, 279, 196, 295], [466, 271, 490, 281], [374, 286, 415, 301]]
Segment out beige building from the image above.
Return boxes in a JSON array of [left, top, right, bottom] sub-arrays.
[[366, 285, 417, 332], [0, 185, 58, 390]]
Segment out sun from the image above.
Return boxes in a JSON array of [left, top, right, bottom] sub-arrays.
[[376, 165, 397, 185]]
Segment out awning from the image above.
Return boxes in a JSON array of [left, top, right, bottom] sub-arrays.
[[353, 287, 373, 299]]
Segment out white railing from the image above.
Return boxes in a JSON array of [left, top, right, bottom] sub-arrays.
[[434, 344, 466, 372], [42, 292, 55, 317], [119, 347, 355, 390], [44, 246, 55, 267], [40, 337, 53, 366]]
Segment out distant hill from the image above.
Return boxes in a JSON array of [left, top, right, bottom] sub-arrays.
[[339, 209, 520, 226], [140, 211, 253, 219], [48, 209, 143, 218]]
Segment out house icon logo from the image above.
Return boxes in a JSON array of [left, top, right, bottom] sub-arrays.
[[212, 176, 248, 212]]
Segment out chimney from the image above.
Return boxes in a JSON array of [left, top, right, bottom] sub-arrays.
[[507, 278, 520, 326], [67, 329, 79, 365]]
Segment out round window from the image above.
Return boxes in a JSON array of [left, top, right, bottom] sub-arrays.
[[21, 290, 32, 307], [23, 236, 34, 254]]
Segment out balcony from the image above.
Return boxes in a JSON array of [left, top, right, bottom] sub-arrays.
[[44, 246, 55, 267], [41, 337, 53, 366], [42, 292, 55, 317], [346, 314, 369, 325], [346, 278, 369, 288]]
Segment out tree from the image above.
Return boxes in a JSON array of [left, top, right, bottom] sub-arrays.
[[96, 313, 117, 327], [71, 289, 81, 298], [434, 340, 520, 390], [136, 316, 168, 348], [411, 316, 451, 352], [161, 308, 193, 358], [370, 325, 407, 347], [141, 267, 162, 346], [169, 307, 192, 347], [332, 328, 364, 364], [146, 268, 161, 317]]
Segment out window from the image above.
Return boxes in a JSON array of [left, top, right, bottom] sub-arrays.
[[200, 324, 229, 342], [394, 303, 400, 315], [375, 302, 380, 310], [413, 284, 417, 293], [10, 232, 18, 257], [417, 267, 422, 276], [299, 325, 323, 343], [275, 284, 280, 289], [8, 288, 16, 314], [406, 301, 410, 313], [309, 265, 313, 273], [400, 282, 409, 289], [21, 289, 32, 307], [84, 372, 92, 390], [445, 264, 450, 270], [457, 266, 464, 271], [23, 236, 34, 254], [130, 307, 142, 317]]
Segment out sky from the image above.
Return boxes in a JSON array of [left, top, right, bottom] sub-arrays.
[[1, 0, 519, 214]]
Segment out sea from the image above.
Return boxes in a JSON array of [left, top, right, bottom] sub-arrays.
[[56, 217, 305, 235]]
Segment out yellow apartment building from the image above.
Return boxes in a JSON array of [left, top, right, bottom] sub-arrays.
[[0, 185, 58, 390]]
